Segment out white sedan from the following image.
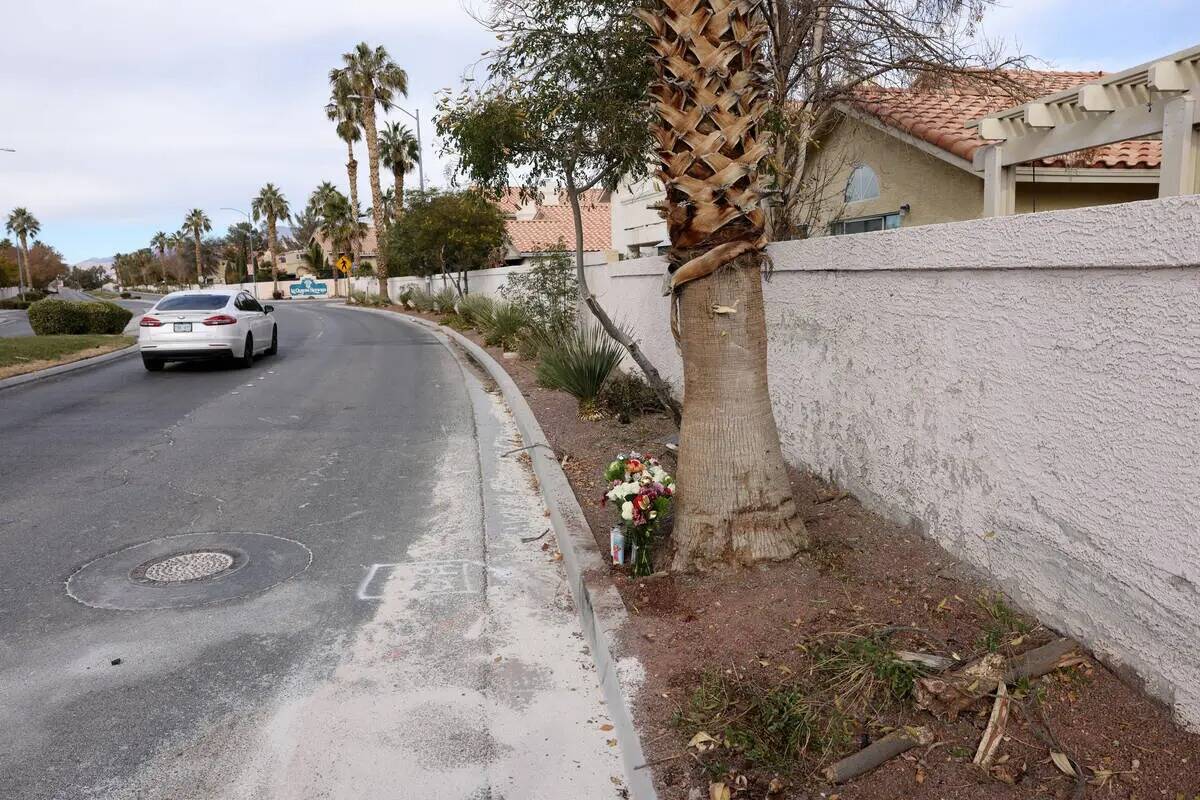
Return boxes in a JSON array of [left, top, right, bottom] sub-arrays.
[[138, 288, 278, 371]]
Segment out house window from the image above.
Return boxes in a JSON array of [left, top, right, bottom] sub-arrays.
[[829, 213, 901, 236], [844, 164, 880, 203]]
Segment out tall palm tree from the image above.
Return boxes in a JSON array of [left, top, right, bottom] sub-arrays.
[[378, 121, 419, 215], [5, 207, 39, 299], [329, 42, 408, 301], [150, 231, 169, 284], [251, 184, 291, 295], [637, 0, 807, 570], [181, 209, 211, 284], [325, 88, 363, 238]]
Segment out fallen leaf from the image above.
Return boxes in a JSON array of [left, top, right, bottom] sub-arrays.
[[688, 731, 719, 752], [606, 738, 618, 747], [599, 724, 614, 732], [915, 765, 926, 784], [708, 782, 730, 800], [766, 777, 784, 795], [1051, 751, 1076, 776]]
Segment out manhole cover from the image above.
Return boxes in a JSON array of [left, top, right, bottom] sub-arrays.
[[136, 551, 236, 584], [67, 532, 311, 611]]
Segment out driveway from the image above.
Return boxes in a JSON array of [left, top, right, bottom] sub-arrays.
[[0, 302, 624, 799]]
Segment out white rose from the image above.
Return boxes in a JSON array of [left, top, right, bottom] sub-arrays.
[[621, 501, 633, 521]]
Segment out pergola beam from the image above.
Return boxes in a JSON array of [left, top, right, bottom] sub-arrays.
[[1161, 94, 1199, 197]]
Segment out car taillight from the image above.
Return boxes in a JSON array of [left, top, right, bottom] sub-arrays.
[[140, 316, 163, 327], [202, 314, 238, 326]]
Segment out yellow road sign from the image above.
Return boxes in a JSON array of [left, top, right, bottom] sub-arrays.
[[336, 255, 352, 274]]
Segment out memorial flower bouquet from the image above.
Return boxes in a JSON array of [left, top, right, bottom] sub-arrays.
[[601, 452, 674, 576]]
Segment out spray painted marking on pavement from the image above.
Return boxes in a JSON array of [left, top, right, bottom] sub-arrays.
[[357, 559, 484, 600]]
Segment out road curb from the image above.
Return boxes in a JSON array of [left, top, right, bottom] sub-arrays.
[[0, 344, 139, 392], [344, 305, 657, 800]]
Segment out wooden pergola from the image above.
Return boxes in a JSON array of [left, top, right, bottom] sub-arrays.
[[968, 44, 1200, 216]]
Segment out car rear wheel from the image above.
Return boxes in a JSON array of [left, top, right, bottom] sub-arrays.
[[238, 334, 254, 368], [265, 326, 278, 356], [142, 356, 164, 372]]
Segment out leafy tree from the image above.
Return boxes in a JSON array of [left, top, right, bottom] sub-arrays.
[[438, 0, 680, 422], [252, 183, 292, 295], [499, 246, 577, 331], [0, 240, 17, 287], [181, 209, 211, 283], [5, 207, 40, 299], [67, 265, 106, 290], [383, 189, 507, 286], [379, 121, 420, 212], [111, 248, 155, 288], [330, 42, 409, 301], [301, 241, 331, 278]]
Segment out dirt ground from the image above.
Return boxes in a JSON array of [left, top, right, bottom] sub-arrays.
[[399, 308, 1200, 800]]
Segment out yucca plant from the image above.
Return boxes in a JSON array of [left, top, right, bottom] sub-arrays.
[[456, 293, 496, 330], [637, 0, 809, 570], [480, 300, 528, 351], [432, 287, 458, 315], [536, 322, 624, 420]]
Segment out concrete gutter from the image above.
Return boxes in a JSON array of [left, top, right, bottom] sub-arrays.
[[343, 305, 657, 800], [0, 344, 139, 393]]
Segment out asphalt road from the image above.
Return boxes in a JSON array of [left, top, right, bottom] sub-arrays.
[[0, 302, 622, 799], [0, 288, 157, 337]]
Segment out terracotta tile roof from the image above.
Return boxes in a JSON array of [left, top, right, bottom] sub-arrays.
[[848, 70, 1161, 169], [497, 189, 611, 253]]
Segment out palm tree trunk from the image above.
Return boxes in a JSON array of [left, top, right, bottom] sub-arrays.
[[564, 174, 681, 426], [394, 169, 404, 215], [346, 140, 360, 220], [17, 233, 28, 299], [193, 234, 202, 284], [670, 254, 807, 570], [269, 218, 279, 295], [360, 99, 390, 301]]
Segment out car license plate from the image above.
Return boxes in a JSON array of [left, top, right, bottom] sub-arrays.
[[173, 322, 192, 333]]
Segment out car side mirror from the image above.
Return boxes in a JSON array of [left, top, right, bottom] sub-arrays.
[[263, 305, 274, 313]]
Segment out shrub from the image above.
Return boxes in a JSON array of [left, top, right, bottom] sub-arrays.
[[480, 300, 528, 351], [397, 286, 416, 308], [536, 322, 624, 418], [27, 299, 89, 334], [409, 289, 435, 313], [456, 294, 495, 329], [0, 298, 31, 310], [432, 287, 457, 315], [500, 247, 578, 329], [119, 291, 132, 298], [82, 301, 133, 334], [272, 290, 284, 300], [598, 369, 663, 423]]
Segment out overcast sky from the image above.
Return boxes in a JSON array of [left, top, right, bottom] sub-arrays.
[[1, 0, 1197, 263]]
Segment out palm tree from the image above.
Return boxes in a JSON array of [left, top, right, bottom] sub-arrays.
[[325, 88, 363, 239], [251, 184, 291, 296], [329, 42, 409, 301], [151, 231, 169, 284], [317, 189, 365, 303], [637, 1, 807, 570], [181, 209, 211, 284], [5, 208, 39, 300], [378, 121, 419, 214]]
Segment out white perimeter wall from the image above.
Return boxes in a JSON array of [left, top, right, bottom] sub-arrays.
[[453, 196, 1200, 729]]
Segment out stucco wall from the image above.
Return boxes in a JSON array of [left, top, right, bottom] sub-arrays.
[[458, 196, 1200, 730]]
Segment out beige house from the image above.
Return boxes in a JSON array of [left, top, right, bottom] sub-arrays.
[[804, 70, 1161, 236]]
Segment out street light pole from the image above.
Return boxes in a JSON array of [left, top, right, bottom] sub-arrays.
[[221, 207, 254, 295]]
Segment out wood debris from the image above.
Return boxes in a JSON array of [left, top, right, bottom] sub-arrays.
[[822, 726, 935, 784]]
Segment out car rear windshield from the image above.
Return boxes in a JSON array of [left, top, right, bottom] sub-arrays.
[[155, 295, 230, 311]]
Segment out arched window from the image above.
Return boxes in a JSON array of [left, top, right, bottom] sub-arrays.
[[844, 164, 880, 203]]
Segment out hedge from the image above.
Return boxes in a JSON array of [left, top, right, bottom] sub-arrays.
[[27, 299, 133, 335]]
